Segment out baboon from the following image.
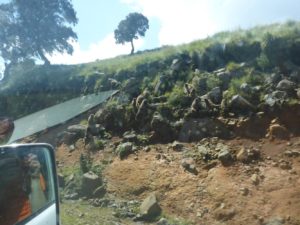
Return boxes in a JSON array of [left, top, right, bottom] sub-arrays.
[[184, 83, 196, 98], [84, 114, 95, 146], [135, 99, 148, 121], [191, 97, 202, 113], [136, 89, 150, 108], [204, 97, 220, 111]]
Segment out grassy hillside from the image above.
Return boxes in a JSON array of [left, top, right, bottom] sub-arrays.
[[1, 20, 300, 118]]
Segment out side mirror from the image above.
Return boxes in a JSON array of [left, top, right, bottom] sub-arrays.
[[0, 143, 59, 225]]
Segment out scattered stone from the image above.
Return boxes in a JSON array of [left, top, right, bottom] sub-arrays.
[[240, 187, 249, 196], [181, 157, 198, 174], [279, 160, 292, 170], [140, 193, 162, 220], [143, 146, 151, 152], [251, 174, 260, 185], [123, 130, 138, 143], [156, 218, 169, 225], [64, 192, 79, 200], [218, 149, 233, 166], [284, 150, 300, 157], [68, 144, 76, 153], [214, 208, 236, 221], [236, 147, 260, 163], [263, 217, 285, 225], [171, 141, 184, 151]]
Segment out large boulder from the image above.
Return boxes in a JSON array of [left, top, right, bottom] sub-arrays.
[[140, 193, 161, 220], [178, 118, 231, 142], [150, 113, 176, 143], [67, 124, 86, 137], [207, 87, 222, 104], [230, 95, 256, 113], [57, 131, 80, 145], [81, 171, 102, 197], [94, 106, 128, 133]]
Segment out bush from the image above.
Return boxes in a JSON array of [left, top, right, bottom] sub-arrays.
[[166, 85, 191, 108]]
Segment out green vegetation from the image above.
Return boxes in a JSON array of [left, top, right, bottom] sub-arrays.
[[0, 0, 78, 75], [1, 21, 300, 119]]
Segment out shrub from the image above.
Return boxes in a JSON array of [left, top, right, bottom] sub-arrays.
[[166, 85, 191, 108]]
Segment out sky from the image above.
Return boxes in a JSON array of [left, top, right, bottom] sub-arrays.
[[1, 0, 300, 65], [49, 0, 300, 65]]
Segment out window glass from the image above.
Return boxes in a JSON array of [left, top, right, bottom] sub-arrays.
[[0, 146, 55, 225]]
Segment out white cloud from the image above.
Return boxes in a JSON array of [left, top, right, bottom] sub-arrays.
[[49, 33, 144, 65], [121, 0, 218, 45], [121, 0, 300, 46]]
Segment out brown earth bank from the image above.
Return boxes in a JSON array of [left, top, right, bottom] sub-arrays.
[[56, 136, 300, 225]]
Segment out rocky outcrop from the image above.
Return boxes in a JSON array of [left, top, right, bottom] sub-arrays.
[[178, 118, 231, 142]]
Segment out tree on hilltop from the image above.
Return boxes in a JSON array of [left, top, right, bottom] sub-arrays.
[[0, 0, 78, 77], [114, 12, 149, 55]]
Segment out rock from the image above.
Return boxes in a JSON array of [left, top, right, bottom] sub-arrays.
[[218, 149, 233, 166], [150, 113, 176, 143], [181, 157, 198, 174], [240, 83, 252, 95], [123, 130, 137, 143], [178, 118, 231, 142], [251, 174, 260, 185], [279, 160, 292, 170], [240, 187, 249, 196], [276, 79, 297, 93], [57, 131, 80, 145], [140, 193, 162, 220], [263, 217, 285, 225], [284, 150, 300, 157], [236, 147, 260, 163], [67, 124, 86, 137], [92, 185, 106, 198], [198, 145, 211, 160], [207, 87, 222, 104], [214, 208, 236, 221], [230, 95, 256, 113], [266, 73, 282, 85], [156, 218, 170, 225], [171, 141, 184, 151], [81, 171, 102, 197], [64, 192, 79, 200], [116, 142, 133, 159], [272, 90, 287, 99]]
